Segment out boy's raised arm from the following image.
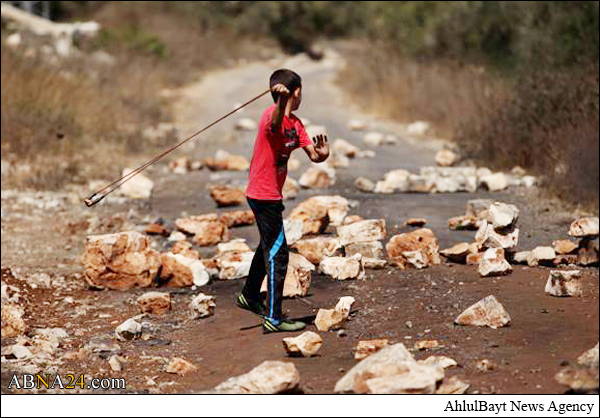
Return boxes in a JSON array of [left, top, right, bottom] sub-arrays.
[[270, 84, 290, 134]]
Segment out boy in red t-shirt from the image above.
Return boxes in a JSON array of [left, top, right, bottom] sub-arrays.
[[237, 69, 330, 333]]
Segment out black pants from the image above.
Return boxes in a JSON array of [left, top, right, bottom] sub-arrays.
[[243, 198, 289, 324]]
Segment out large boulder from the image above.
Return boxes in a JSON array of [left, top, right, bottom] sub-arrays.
[[385, 229, 441, 269], [455, 295, 511, 329], [83, 231, 161, 290], [545, 270, 582, 297], [218, 210, 255, 228], [319, 254, 364, 281], [261, 252, 315, 298], [283, 331, 323, 357], [315, 296, 355, 332], [337, 219, 387, 246], [207, 361, 300, 394], [475, 220, 519, 251], [120, 168, 154, 199], [292, 237, 343, 265], [569, 217, 599, 238], [175, 215, 229, 246], [287, 196, 349, 235], [479, 248, 512, 277], [160, 252, 210, 287]]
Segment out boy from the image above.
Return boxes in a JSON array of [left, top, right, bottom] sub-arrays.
[[237, 69, 330, 333]]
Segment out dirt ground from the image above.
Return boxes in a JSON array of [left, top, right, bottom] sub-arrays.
[[1, 50, 598, 394]]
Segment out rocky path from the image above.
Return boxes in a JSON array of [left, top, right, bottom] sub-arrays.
[[1, 49, 598, 394]]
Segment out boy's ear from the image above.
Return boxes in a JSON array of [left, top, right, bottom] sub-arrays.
[[293, 87, 301, 98]]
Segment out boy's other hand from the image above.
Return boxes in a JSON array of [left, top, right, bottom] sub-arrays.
[[313, 134, 328, 150], [271, 84, 290, 97]]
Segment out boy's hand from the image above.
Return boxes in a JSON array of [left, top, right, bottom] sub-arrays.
[[271, 84, 290, 97], [312, 134, 328, 151]]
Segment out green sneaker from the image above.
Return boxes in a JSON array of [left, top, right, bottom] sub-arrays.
[[236, 293, 267, 318], [262, 318, 307, 334]]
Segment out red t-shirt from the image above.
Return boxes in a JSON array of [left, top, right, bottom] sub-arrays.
[[246, 104, 312, 200]]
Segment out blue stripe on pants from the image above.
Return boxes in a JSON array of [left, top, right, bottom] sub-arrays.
[[267, 227, 285, 324]]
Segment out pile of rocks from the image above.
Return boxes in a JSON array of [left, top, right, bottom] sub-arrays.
[[355, 166, 536, 195]]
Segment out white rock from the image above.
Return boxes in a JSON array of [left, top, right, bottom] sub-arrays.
[[356, 150, 376, 158], [217, 239, 251, 255], [260, 252, 315, 298], [487, 202, 520, 230], [287, 158, 301, 172], [109, 355, 122, 372], [283, 331, 323, 357], [480, 173, 509, 192], [577, 343, 599, 368], [522, 176, 537, 188], [476, 167, 493, 179], [334, 343, 416, 393], [355, 177, 375, 193], [337, 219, 386, 246], [418, 356, 458, 369], [120, 168, 154, 199], [476, 220, 519, 251], [527, 247, 557, 267], [455, 295, 511, 329], [345, 241, 385, 260], [402, 251, 428, 269], [435, 150, 458, 167], [235, 118, 257, 131], [209, 361, 300, 394], [2, 344, 33, 360], [479, 248, 513, 277], [115, 318, 142, 341], [545, 270, 582, 297], [315, 296, 355, 332], [6, 33, 22, 49], [168, 231, 187, 242], [348, 119, 366, 131], [466, 199, 494, 218], [365, 362, 444, 394], [513, 251, 531, 264], [436, 376, 470, 394], [217, 251, 254, 280], [319, 254, 365, 281], [332, 139, 361, 158], [569, 217, 599, 238], [363, 132, 385, 146], [163, 253, 210, 287], [283, 219, 303, 246], [189, 293, 217, 318], [407, 121, 430, 136], [298, 165, 336, 189]]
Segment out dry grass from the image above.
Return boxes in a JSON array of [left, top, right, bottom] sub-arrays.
[[338, 42, 599, 209], [1, 2, 277, 191]]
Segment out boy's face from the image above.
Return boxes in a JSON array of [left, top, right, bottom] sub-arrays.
[[291, 87, 302, 110]]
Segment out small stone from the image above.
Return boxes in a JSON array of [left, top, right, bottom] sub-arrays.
[[337, 329, 347, 338], [545, 270, 582, 297], [480, 173, 508, 192], [553, 240, 579, 255], [569, 217, 599, 238], [175, 215, 229, 247], [363, 132, 385, 146], [287, 195, 349, 234], [205, 150, 250, 171], [260, 252, 315, 298], [337, 219, 387, 246], [555, 366, 599, 393], [455, 295, 511, 329], [218, 210, 255, 228], [332, 139, 361, 158], [386, 229, 441, 270], [487, 202, 519, 230], [207, 361, 300, 394], [283, 331, 323, 357], [448, 215, 480, 231], [145, 223, 168, 236], [419, 356, 457, 369], [189, 293, 216, 319], [292, 237, 343, 265], [168, 157, 189, 175], [405, 218, 427, 227], [319, 254, 365, 281], [527, 246, 557, 267], [348, 119, 366, 131], [440, 242, 473, 264], [115, 318, 142, 341], [343, 215, 364, 225], [108, 355, 122, 372], [1, 304, 26, 338], [210, 186, 245, 207], [298, 165, 336, 189], [414, 340, 440, 350], [345, 241, 384, 260], [407, 121, 430, 136], [120, 168, 154, 199], [315, 296, 355, 332], [216, 251, 254, 280], [466, 199, 494, 219], [216, 239, 252, 255], [168, 231, 187, 242], [578, 237, 599, 266], [166, 357, 197, 375], [355, 177, 375, 193], [553, 254, 580, 266], [435, 149, 458, 167], [137, 292, 171, 315], [577, 343, 599, 368], [475, 220, 519, 251], [235, 118, 257, 131], [354, 339, 390, 360], [475, 359, 497, 372], [160, 252, 210, 287], [466, 252, 484, 265], [170, 241, 200, 259]]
